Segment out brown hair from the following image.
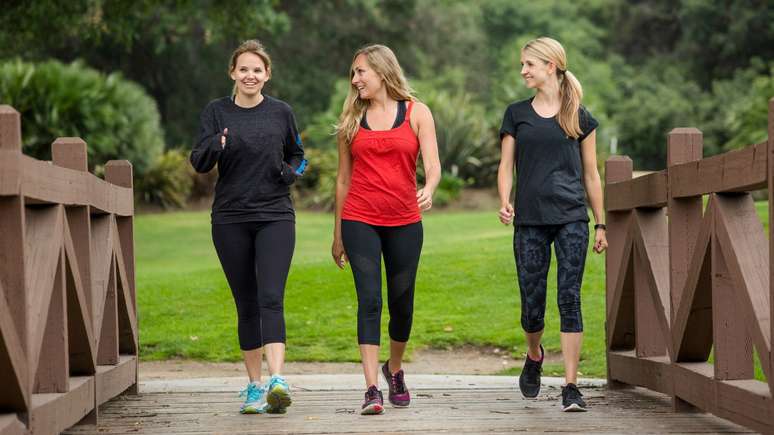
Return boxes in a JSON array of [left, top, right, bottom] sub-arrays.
[[228, 40, 272, 95], [335, 44, 415, 145], [522, 37, 583, 139]]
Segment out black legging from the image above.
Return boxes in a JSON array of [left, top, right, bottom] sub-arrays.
[[341, 219, 423, 345], [211, 220, 295, 350]]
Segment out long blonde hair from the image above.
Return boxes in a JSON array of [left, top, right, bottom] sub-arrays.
[[228, 40, 272, 96], [335, 44, 415, 145], [522, 37, 583, 139]]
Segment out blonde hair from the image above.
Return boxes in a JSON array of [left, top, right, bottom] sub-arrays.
[[522, 37, 583, 139], [335, 44, 415, 145], [228, 40, 272, 96]]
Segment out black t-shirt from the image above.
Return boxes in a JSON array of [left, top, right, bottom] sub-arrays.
[[190, 95, 305, 224], [500, 97, 598, 226]]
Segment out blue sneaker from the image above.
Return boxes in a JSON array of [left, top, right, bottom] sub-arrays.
[[239, 382, 268, 414], [266, 375, 292, 414]]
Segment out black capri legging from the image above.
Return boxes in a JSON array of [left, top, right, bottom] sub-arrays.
[[514, 221, 588, 333], [212, 220, 295, 350], [341, 219, 423, 345]]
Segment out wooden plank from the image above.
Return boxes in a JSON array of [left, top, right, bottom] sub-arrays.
[[17, 155, 133, 217], [632, 209, 671, 359], [23, 206, 63, 388], [768, 96, 774, 395], [0, 150, 21, 196], [671, 198, 713, 362], [671, 142, 767, 198], [89, 214, 112, 340], [111, 220, 138, 355], [30, 376, 94, 435], [34, 248, 69, 395], [63, 226, 96, 376], [716, 380, 773, 433], [97, 257, 118, 365], [606, 171, 667, 211], [607, 231, 635, 351], [0, 414, 25, 435], [712, 236, 754, 380], [0, 106, 21, 151], [713, 193, 772, 381], [667, 128, 703, 333], [0, 280, 28, 413], [607, 350, 672, 394], [95, 355, 137, 405], [671, 362, 716, 413]]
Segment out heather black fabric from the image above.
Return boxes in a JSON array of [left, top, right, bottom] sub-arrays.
[[191, 95, 304, 224], [500, 97, 598, 225]]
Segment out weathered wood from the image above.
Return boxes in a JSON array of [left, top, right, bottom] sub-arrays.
[[30, 377, 94, 435], [769, 96, 774, 395], [608, 350, 672, 395], [0, 414, 25, 435], [671, 141, 767, 197], [715, 380, 774, 434], [632, 209, 671, 359], [0, 106, 21, 151], [0, 280, 28, 414], [95, 356, 136, 406], [97, 257, 118, 366], [606, 170, 667, 211], [672, 362, 716, 412], [0, 197, 26, 359], [667, 128, 703, 332], [62, 215, 96, 376], [34, 247, 69, 395], [671, 198, 713, 362], [713, 193, 771, 381], [712, 236, 754, 380], [607, 230, 635, 351]]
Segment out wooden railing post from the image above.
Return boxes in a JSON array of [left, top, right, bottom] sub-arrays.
[[605, 155, 633, 388], [0, 105, 29, 415]]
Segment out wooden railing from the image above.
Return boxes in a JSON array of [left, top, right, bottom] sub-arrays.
[[0, 105, 138, 435], [605, 99, 774, 433]]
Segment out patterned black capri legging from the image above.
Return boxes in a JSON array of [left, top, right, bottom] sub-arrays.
[[514, 221, 589, 333]]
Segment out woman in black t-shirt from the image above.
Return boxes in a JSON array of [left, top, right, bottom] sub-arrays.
[[190, 39, 305, 416], [497, 37, 607, 412]]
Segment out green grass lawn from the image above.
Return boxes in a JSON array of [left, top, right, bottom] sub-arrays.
[[136, 203, 769, 380]]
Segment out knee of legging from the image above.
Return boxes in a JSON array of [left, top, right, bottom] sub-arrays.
[[521, 315, 544, 334], [557, 297, 581, 317], [235, 304, 260, 322], [358, 295, 382, 315], [259, 293, 285, 312]]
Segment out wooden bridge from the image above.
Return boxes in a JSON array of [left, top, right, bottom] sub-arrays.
[[1, 100, 773, 434]]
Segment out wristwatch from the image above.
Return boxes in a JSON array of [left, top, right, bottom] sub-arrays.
[[594, 223, 607, 231]]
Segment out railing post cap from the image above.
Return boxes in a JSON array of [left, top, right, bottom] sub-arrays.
[[606, 155, 633, 163], [0, 105, 20, 115], [52, 137, 89, 172], [668, 127, 702, 135], [105, 160, 133, 189], [0, 105, 21, 151]]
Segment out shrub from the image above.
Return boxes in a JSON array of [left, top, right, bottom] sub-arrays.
[[135, 150, 194, 209], [294, 147, 339, 210], [0, 59, 164, 174]]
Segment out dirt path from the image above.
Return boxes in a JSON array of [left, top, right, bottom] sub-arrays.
[[139, 346, 564, 380]]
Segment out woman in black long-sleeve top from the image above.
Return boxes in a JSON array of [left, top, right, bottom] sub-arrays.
[[190, 39, 305, 415]]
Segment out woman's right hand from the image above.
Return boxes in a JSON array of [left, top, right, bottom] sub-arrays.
[[220, 127, 228, 148], [331, 237, 348, 269], [498, 203, 514, 225]]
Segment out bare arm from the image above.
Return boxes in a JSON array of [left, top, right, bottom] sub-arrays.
[[497, 134, 516, 225], [332, 135, 353, 268], [580, 130, 607, 253], [411, 102, 441, 211]]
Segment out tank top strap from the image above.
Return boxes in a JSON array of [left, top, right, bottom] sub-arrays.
[[406, 100, 415, 121]]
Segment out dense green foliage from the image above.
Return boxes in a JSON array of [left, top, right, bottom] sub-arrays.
[[0, 59, 164, 173], [2, 0, 772, 174]]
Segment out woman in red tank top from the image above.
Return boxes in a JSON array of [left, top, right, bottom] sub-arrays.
[[331, 44, 441, 415]]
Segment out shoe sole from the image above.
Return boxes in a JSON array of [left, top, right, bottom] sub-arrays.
[[240, 404, 267, 414], [267, 386, 291, 414], [562, 403, 587, 412], [360, 403, 384, 415]]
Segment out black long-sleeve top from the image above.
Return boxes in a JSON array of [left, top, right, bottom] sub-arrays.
[[191, 95, 305, 224]]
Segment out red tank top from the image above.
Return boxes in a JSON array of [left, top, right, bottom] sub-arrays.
[[342, 101, 421, 226]]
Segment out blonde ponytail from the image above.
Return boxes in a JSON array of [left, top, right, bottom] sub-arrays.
[[522, 37, 584, 139]]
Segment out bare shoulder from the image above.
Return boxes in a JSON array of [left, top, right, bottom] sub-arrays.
[[411, 100, 433, 119]]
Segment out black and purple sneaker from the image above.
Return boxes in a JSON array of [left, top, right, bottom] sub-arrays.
[[519, 344, 544, 398], [361, 385, 384, 415], [381, 361, 411, 407]]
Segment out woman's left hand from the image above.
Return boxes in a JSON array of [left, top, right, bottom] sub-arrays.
[[593, 229, 608, 254], [417, 188, 433, 211]]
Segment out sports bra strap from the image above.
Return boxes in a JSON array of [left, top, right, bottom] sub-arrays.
[[406, 100, 415, 121]]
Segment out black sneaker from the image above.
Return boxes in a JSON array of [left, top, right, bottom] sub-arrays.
[[561, 383, 587, 412], [361, 385, 384, 415], [518, 345, 544, 398]]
